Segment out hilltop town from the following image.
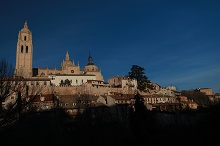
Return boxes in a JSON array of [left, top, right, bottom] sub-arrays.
[[1, 22, 220, 145], [2, 22, 219, 112]]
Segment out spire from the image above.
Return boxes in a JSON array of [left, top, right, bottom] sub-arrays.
[[24, 21, 28, 28], [87, 50, 94, 65], [65, 51, 70, 61], [72, 59, 75, 66]]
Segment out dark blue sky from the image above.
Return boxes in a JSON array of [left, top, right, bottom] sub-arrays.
[[1, 0, 220, 93]]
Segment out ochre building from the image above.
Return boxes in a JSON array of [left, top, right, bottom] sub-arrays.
[[15, 21, 104, 82]]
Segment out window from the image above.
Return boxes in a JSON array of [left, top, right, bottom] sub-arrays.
[[71, 70, 74, 73], [26, 46, 28, 53], [40, 72, 45, 76], [76, 80, 78, 84], [21, 45, 24, 53], [51, 76, 55, 80], [24, 36, 26, 41], [44, 81, 47, 85], [82, 80, 83, 83]]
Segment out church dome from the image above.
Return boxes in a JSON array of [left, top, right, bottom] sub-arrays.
[[84, 65, 98, 72]]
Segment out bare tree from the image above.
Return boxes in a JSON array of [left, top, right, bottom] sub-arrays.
[[0, 59, 46, 128], [0, 59, 14, 112]]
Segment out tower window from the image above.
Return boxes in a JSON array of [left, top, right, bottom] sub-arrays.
[[21, 45, 24, 53], [26, 46, 28, 53], [24, 36, 26, 41]]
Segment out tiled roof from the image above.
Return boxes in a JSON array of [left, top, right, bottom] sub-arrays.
[[27, 94, 55, 102]]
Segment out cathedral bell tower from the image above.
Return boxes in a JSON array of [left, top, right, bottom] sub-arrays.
[[15, 21, 33, 78]]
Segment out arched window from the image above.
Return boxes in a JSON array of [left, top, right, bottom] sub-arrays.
[[24, 36, 26, 41], [40, 72, 45, 76], [26, 46, 28, 53], [21, 45, 23, 53]]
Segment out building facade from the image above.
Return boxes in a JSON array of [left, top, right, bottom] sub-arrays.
[[14, 22, 104, 82], [15, 21, 33, 78]]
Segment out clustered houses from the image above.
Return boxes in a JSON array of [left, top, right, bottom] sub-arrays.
[[108, 76, 137, 89], [54, 93, 132, 121], [2, 21, 216, 114], [1, 76, 51, 110], [24, 94, 57, 111]]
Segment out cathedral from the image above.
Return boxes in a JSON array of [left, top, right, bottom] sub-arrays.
[[15, 22, 104, 85]]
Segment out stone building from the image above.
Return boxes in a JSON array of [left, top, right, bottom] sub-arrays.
[[196, 88, 213, 95], [108, 76, 137, 89], [38, 51, 81, 76], [15, 21, 104, 82], [15, 21, 33, 78]]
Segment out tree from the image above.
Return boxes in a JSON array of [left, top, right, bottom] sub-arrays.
[[59, 79, 71, 86], [0, 59, 14, 112], [0, 59, 46, 128], [181, 89, 212, 106], [128, 65, 153, 92], [64, 79, 71, 86]]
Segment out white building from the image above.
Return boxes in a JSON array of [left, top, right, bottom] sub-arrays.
[[48, 74, 96, 86]]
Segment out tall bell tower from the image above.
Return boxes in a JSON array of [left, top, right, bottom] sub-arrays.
[[15, 21, 33, 78]]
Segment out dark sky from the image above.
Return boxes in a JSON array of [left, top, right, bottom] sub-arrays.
[[0, 0, 220, 93]]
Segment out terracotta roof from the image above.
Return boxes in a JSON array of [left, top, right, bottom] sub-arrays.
[[58, 95, 77, 103], [27, 94, 55, 102]]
